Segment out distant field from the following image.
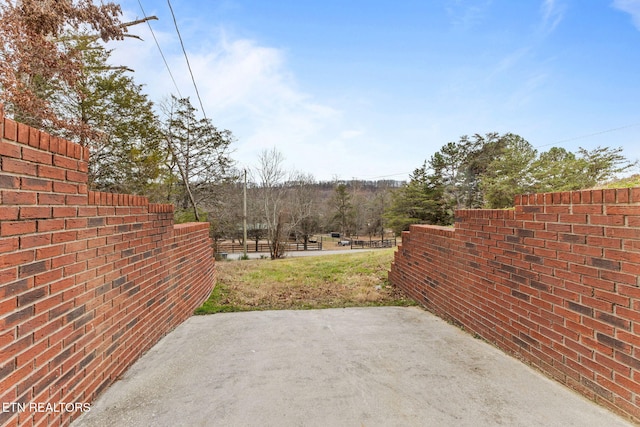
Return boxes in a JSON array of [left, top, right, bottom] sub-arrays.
[[195, 248, 416, 314]]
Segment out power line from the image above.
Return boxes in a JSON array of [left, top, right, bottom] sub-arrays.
[[167, 0, 208, 120], [361, 122, 640, 181], [361, 171, 411, 180], [534, 122, 640, 149], [137, 0, 182, 98]]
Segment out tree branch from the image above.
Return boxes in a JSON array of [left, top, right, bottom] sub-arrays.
[[120, 16, 159, 28]]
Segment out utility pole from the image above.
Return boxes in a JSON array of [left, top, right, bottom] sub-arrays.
[[243, 169, 248, 259]]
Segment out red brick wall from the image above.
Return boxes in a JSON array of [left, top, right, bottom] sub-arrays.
[[0, 113, 215, 426], [389, 189, 640, 422]]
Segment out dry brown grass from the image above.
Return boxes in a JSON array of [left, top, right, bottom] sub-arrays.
[[195, 249, 415, 313]]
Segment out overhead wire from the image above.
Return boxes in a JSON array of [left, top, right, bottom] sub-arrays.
[[167, 0, 209, 120], [362, 121, 640, 181], [360, 172, 412, 180], [533, 122, 640, 149], [136, 0, 182, 98]]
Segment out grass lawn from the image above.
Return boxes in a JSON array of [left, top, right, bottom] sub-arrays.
[[195, 248, 416, 314]]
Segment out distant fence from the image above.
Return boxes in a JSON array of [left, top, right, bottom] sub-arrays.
[[216, 241, 323, 254], [215, 237, 397, 255], [350, 238, 397, 249]]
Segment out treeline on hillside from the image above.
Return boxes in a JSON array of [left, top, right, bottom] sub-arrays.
[[384, 132, 637, 233], [203, 148, 402, 259]]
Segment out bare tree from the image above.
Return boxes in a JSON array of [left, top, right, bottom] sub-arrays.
[[288, 172, 319, 250], [246, 183, 268, 251], [256, 148, 289, 259], [203, 177, 244, 249], [254, 148, 319, 258], [364, 188, 390, 241]]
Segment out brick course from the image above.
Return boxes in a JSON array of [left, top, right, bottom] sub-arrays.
[[389, 189, 640, 422], [0, 112, 215, 426]]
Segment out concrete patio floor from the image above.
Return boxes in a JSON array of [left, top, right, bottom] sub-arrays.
[[72, 307, 635, 427]]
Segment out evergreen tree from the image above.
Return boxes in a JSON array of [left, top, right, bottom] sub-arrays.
[[385, 162, 452, 234], [480, 134, 537, 208], [576, 146, 636, 187], [530, 147, 582, 192], [161, 95, 235, 219], [458, 133, 506, 208], [331, 183, 355, 237], [52, 36, 163, 195]]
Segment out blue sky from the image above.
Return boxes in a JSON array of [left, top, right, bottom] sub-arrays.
[[111, 0, 640, 181]]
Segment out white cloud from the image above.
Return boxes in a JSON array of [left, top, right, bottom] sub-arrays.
[[107, 15, 355, 179], [444, 0, 492, 30], [505, 71, 549, 110], [339, 130, 364, 140], [107, 7, 449, 181], [187, 35, 343, 173], [491, 47, 532, 77], [539, 0, 566, 35], [612, 0, 640, 30]]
